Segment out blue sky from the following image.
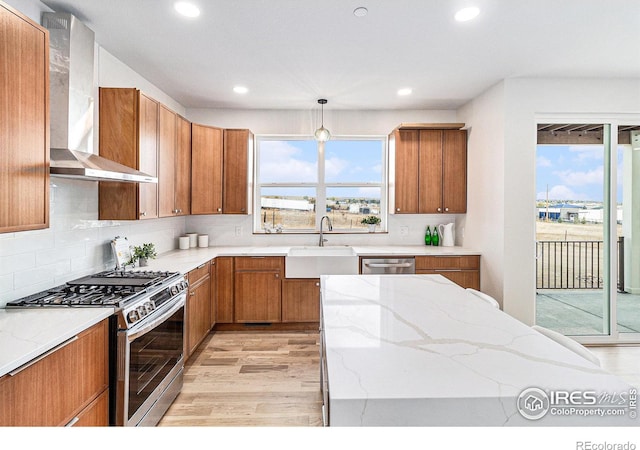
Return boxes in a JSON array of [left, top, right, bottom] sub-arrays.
[[258, 139, 383, 198], [536, 145, 623, 203]]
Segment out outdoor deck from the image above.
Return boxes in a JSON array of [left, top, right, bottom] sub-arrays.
[[536, 290, 640, 336]]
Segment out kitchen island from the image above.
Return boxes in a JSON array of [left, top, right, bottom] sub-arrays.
[[320, 274, 637, 426]]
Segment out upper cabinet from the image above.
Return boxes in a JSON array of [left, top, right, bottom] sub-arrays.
[[389, 124, 467, 214], [191, 126, 253, 215], [191, 123, 223, 214], [98, 88, 159, 220], [223, 129, 253, 214], [159, 106, 191, 217], [0, 3, 49, 233]]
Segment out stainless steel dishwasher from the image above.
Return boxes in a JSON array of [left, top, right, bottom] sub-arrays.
[[361, 257, 415, 274]]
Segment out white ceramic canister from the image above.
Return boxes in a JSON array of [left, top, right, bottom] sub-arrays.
[[186, 233, 198, 248], [198, 234, 209, 248], [179, 236, 190, 250]]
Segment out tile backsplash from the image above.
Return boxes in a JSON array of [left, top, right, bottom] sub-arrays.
[[0, 179, 186, 307]]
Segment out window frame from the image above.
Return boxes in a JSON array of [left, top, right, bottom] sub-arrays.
[[253, 134, 388, 234]]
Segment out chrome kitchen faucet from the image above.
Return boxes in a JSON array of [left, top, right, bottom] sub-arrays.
[[319, 215, 332, 246]]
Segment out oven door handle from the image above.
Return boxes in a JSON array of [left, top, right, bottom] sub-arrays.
[[126, 295, 186, 342]]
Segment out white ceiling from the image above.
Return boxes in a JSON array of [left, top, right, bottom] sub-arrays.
[[42, 0, 640, 110]]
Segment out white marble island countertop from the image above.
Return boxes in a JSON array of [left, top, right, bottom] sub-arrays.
[[320, 274, 637, 426]]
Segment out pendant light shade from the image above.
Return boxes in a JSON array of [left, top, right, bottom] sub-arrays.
[[314, 99, 330, 142]]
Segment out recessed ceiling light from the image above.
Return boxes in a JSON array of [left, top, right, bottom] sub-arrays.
[[233, 86, 249, 94], [353, 7, 368, 17], [174, 2, 200, 18], [397, 88, 412, 96], [454, 6, 480, 22]]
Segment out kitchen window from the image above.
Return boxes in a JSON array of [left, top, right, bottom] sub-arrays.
[[254, 136, 387, 233]]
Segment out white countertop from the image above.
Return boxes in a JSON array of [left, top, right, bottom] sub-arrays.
[[320, 274, 637, 426], [138, 244, 480, 274], [0, 307, 114, 377]]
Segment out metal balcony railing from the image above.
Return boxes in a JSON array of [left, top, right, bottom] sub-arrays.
[[536, 237, 625, 291]]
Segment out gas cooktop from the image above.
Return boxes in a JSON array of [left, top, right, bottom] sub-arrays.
[[6, 270, 182, 308]]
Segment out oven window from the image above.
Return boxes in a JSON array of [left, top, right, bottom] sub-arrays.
[[128, 307, 183, 420]]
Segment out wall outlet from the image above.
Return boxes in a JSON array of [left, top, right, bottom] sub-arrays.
[[399, 226, 409, 236], [235, 226, 242, 236]]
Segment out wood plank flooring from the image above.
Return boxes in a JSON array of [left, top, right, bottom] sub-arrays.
[[158, 330, 639, 427], [158, 331, 322, 426]]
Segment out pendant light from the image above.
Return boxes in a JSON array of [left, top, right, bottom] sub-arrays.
[[314, 98, 331, 142]]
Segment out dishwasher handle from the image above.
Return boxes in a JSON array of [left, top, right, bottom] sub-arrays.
[[364, 262, 414, 268]]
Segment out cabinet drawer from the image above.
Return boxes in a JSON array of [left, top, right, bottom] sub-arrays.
[[415, 255, 479, 270], [72, 389, 109, 427], [417, 269, 480, 290], [188, 261, 211, 284], [235, 256, 284, 272]]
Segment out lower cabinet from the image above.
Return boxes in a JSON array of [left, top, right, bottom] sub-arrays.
[[282, 278, 320, 323], [0, 319, 109, 426], [234, 257, 283, 323], [215, 256, 235, 323], [415, 255, 480, 290], [186, 261, 211, 359]]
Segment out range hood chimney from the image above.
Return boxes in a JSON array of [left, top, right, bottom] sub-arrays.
[[42, 12, 156, 183]]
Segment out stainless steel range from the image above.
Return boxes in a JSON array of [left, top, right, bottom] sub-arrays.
[[7, 269, 188, 427]]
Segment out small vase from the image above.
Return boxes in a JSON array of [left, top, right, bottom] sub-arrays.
[[367, 224, 377, 233], [139, 258, 148, 267]]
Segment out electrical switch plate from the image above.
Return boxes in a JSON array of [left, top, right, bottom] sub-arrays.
[[235, 226, 242, 236], [399, 226, 409, 236]]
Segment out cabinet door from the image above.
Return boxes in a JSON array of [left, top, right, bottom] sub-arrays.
[[158, 105, 176, 217], [235, 271, 281, 323], [216, 256, 235, 323], [186, 275, 211, 358], [392, 130, 419, 214], [418, 130, 444, 214], [175, 115, 192, 215], [282, 278, 320, 322], [138, 93, 159, 219], [442, 129, 467, 213], [0, 4, 49, 233], [223, 129, 251, 214], [0, 319, 109, 426], [209, 259, 217, 329], [191, 124, 223, 214]]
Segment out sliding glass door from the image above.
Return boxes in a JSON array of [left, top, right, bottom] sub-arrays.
[[536, 121, 640, 342]]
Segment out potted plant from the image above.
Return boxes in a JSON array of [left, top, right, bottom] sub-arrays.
[[361, 215, 381, 233], [129, 242, 157, 267]]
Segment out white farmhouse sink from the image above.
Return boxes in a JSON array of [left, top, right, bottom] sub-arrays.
[[285, 246, 359, 278]]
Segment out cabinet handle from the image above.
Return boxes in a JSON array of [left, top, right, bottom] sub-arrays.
[[217, 208, 222, 212], [190, 292, 196, 296], [9, 335, 79, 376], [197, 263, 207, 269], [445, 207, 449, 212], [315, 282, 320, 287], [140, 211, 147, 217], [65, 417, 80, 427], [251, 256, 266, 259], [437, 207, 441, 212], [275, 274, 279, 279], [241, 208, 246, 212], [396, 208, 401, 212]]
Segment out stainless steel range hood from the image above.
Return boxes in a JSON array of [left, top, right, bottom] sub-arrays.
[[43, 12, 157, 184]]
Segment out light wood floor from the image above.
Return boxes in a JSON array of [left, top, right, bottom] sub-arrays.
[[158, 331, 322, 426], [158, 331, 639, 427]]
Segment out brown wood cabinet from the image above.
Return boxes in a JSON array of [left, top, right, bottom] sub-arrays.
[[191, 123, 224, 214], [234, 257, 283, 323], [282, 278, 320, 323], [0, 2, 49, 234], [209, 259, 217, 329], [415, 255, 480, 290], [223, 129, 253, 214], [158, 107, 191, 217], [186, 261, 211, 359], [98, 88, 159, 220], [390, 126, 467, 214], [216, 256, 235, 323], [0, 319, 109, 426]]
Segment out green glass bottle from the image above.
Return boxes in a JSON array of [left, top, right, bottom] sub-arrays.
[[425, 226, 431, 245], [431, 226, 439, 246]]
